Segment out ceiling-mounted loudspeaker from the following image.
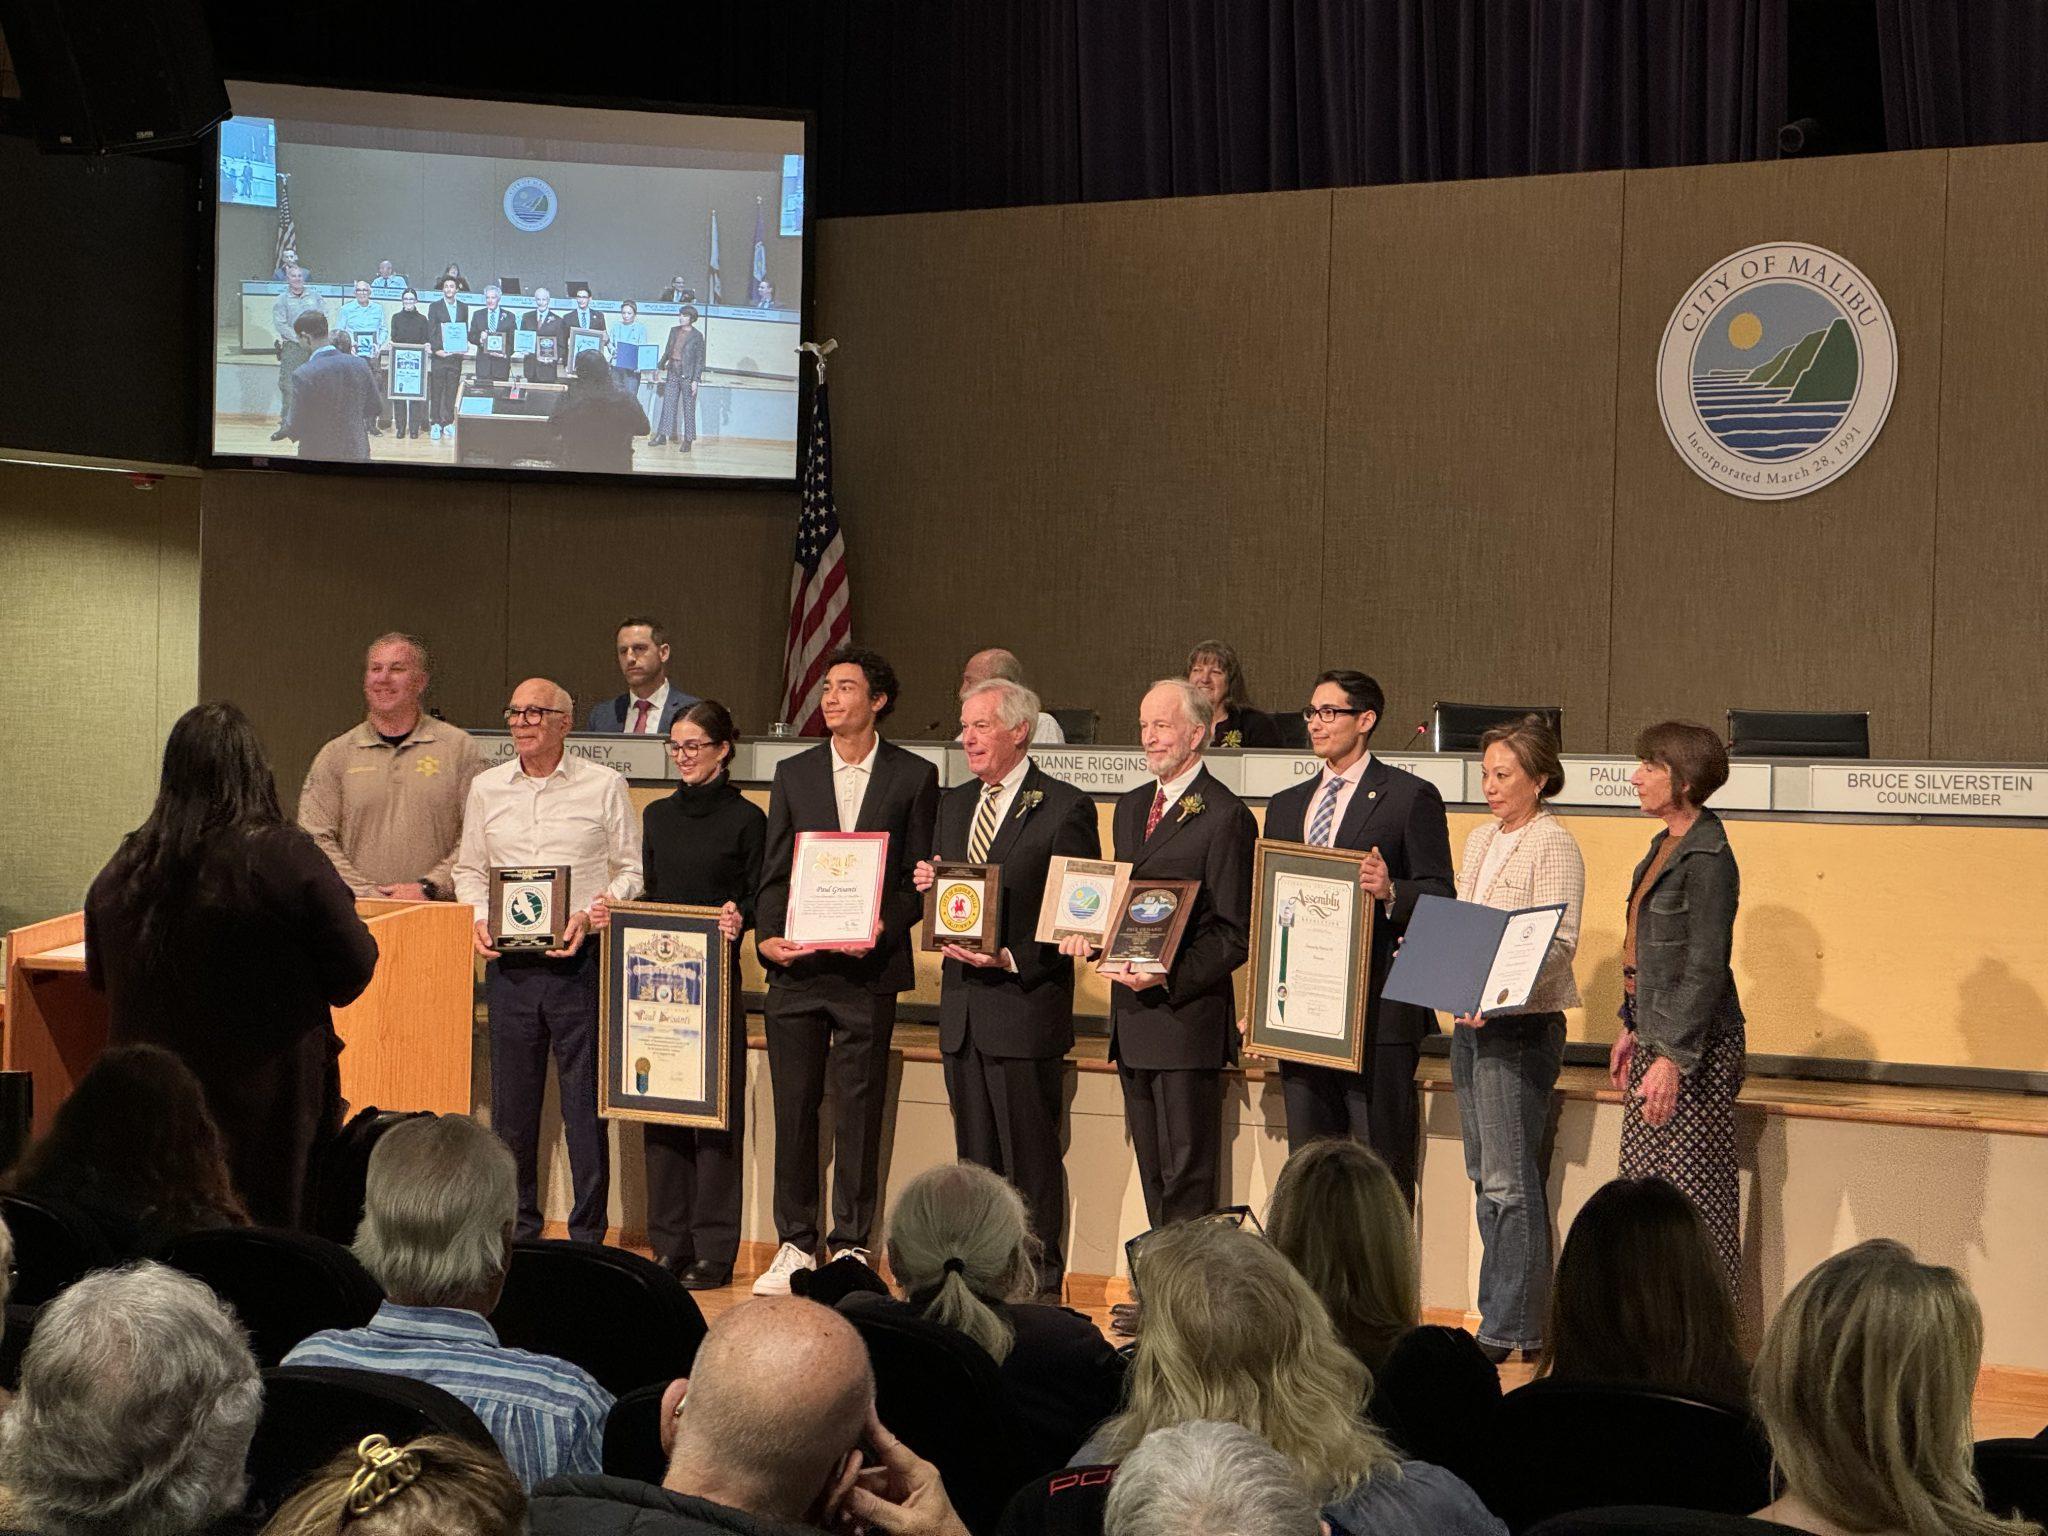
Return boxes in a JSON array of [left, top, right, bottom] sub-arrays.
[[0, 0, 228, 154]]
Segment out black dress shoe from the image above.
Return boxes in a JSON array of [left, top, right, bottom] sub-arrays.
[[648, 434, 667, 446], [1110, 1300, 1142, 1338], [269, 427, 289, 441], [1476, 1339, 1516, 1365], [680, 1260, 732, 1290]]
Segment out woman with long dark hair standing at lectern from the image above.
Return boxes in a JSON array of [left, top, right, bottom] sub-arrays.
[[83, 702, 377, 1228]]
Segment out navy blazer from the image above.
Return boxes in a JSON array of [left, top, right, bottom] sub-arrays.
[[1106, 765, 1257, 1071], [285, 347, 380, 462], [1265, 754, 1455, 1047], [930, 762, 1101, 1059], [586, 687, 699, 734]]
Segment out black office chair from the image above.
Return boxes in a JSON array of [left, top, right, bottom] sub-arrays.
[[160, 1227, 383, 1368], [602, 1381, 670, 1484], [0, 1192, 118, 1306], [993, 1465, 1117, 1536], [245, 1365, 498, 1519], [1047, 708, 1098, 744], [1270, 707, 1311, 749], [1726, 708, 1869, 758], [839, 1293, 1049, 1535], [1977, 1437, 2048, 1521], [1434, 702, 1564, 752], [490, 1239, 706, 1397], [1527, 1510, 1799, 1536], [1474, 1380, 1773, 1533]]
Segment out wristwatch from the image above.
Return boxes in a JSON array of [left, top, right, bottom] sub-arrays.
[[419, 878, 440, 901]]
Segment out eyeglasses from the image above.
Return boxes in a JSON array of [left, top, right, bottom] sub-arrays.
[[667, 739, 721, 757], [502, 706, 567, 724], [1301, 705, 1367, 723]]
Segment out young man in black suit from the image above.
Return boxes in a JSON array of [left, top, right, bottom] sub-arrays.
[[914, 676, 1099, 1298], [425, 276, 468, 438], [1263, 669, 1454, 1201], [753, 647, 940, 1294], [1070, 678, 1255, 1234]]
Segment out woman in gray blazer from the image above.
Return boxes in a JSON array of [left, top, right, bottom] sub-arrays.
[[1614, 720, 1745, 1285], [1452, 716, 1584, 1364]]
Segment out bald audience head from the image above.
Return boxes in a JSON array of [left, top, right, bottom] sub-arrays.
[[960, 647, 1026, 694], [665, 1298, 875, 1525]]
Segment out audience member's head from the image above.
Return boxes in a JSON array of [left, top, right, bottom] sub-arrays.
[[663, 1297, 875, 1527], [293, 309, 331, 344], [258, 1433, 525, 1536], [9, 1043, 248, 1244], [958, 646, 1026, 694], [1266, 1138, 1417, 1378], [0, 1261, 262, 1536], [1754, 1239, 2024, 1536], [352, 1114, 515, 1314], [1539, 1176, 1748, 1404], [1106, 1421, 1321, 1536], [885, 1162, 1040, 1364], [1102, 1221, 1398, 1501]]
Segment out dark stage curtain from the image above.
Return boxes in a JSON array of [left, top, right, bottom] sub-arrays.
[[1875, 0, 2048, 149]]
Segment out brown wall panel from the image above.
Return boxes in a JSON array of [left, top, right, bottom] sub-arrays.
[[1322, 173, 1624, 750], [1930, 144, 2048, 758], [1607, 152, 1949, 756]]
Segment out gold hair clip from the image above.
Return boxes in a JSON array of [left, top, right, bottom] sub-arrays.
[[344, 1434, 421, 1517]]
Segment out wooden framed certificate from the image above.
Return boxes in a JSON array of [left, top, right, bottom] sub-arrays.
[[599, 901, 733, 1128], [923, 861, 1002, 955], [1035, 856, 1130, 945], [388, 342, 428, 399], [490, 865, 570, 951], [1100, 878, 1199, 974], [785, 830, 889, 950], [1243, 839, 1373, 1071]]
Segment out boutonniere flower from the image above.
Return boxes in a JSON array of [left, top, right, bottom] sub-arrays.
[[1013, 789, 1045, 820], [1179, 793, 1206, 820], [1222, 730, 1243, 748]]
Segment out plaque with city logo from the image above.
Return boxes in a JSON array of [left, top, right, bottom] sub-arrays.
[[489, 865, 570, 951]]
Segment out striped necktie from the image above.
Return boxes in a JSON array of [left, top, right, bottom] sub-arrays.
[[968, 781, 1001, 862], [1308, 774, 1344, 846]]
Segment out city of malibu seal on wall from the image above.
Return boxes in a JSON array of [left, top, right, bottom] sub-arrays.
[[1657, 242, 1896, 500]]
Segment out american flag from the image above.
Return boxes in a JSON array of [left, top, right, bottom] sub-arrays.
[[778, 376, 849, 733], [272, 175, 297, 275], [707, 209, 722, 306]]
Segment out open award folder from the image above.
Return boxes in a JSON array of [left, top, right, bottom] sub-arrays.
[[1381, 894, 1567, 1018]]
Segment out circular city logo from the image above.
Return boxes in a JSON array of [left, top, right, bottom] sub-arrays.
[[507, 888, 545, 928], [1657, 242, 1896, 500], [1065, 884, 1104, 922], [940, 884, 982, 933], [1129, 890, 1178, 925], [503, 176, 559, 233]]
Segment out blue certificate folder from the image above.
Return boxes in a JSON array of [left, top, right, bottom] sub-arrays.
[[613, 342, 647, 370], [440, 322, 467, 352], [1382, 895, 1567, 1018]]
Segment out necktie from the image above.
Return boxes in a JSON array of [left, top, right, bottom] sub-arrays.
[[633, 699, 652, 734], [1308, 775, 1344, 847], [968, 782, 1000, 862], [1144, 786, 1168, 841]]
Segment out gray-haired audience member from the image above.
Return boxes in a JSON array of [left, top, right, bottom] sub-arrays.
[[0, 1261, 263, 1536], [958, 647, 1066, 743], [283, 1114, 612, 1491], [529, 1296, 973, 1536], [1106, 1421, 1322, 1536]]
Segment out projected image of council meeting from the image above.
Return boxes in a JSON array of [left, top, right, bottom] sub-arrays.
[[211, 82, 806, 482]]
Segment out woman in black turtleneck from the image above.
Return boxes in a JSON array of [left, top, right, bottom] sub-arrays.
[[639, 699, 765, 1289]]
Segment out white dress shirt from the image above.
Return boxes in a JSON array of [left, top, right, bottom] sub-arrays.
[[624, 681, 670, 734], [1305, 751, 1374, 846], [1148, 757, 1207, 825], [832, 735, 882, 832], [1031, 711, 1066, 744], [453, 753, 644, 919], [968, 752, 1033, 835]]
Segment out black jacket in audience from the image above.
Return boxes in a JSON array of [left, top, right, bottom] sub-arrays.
[[529, 1475, 814, 1536]]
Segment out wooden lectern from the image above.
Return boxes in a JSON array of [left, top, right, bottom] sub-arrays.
[[4, 901, 475, 1139]]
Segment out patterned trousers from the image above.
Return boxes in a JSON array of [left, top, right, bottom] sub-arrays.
[[1620, 1018, 1745, 1288]]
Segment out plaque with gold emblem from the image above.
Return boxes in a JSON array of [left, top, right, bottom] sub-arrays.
[[921, 861, 1002, 956]]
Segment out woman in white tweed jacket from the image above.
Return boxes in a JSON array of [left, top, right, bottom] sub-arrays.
[[1451, 715, 1584, 1364]]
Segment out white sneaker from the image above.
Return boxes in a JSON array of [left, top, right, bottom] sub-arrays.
[[430, 423, 442, 440], [751, 1241, 816, 1297], [831, 1246, 872, 1268]]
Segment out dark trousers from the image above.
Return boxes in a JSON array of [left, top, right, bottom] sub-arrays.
[[1116, 1063, 1223, 1230], [643, 1004, 749, 1266], [488, 949, 609, 1243], [1280, 1041, 1422, 1202], [945, 1041, 1067, 1289], [764, 980, 897, 1252], [429, 362, 462, 426]]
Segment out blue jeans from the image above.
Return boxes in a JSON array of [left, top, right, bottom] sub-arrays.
[[1450, 1010, 1565, 1350]]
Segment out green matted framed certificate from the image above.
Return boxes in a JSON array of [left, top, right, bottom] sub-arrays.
[[1244, 839, 1373, 1071], [599, 901, 735, 1128]]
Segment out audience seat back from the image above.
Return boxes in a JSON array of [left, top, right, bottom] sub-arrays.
[[602, 1381, 670, 1484], [1525, 1509, 1805, 1535], [0, 1192, 117, 1306], [490, 1238, 707, 1396], [0, 1302, 38, 1391], [1478, 1380, 1773, 1533], [160, 1226, 382, 1367], [247, 1364, 499, 1519], [992, 1465, 1116, 1536], [839, 1293, 1048, 1536], [1976, 1437, 2048, 1522]]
